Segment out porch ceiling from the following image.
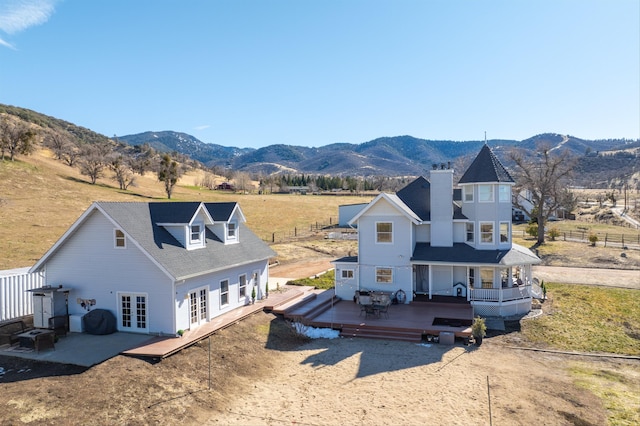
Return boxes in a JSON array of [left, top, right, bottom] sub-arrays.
[[411, 243, 540, 266]]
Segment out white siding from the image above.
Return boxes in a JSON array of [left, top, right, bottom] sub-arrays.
[[43, 210, 175, 334]]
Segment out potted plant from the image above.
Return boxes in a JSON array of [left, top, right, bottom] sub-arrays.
[[176, 329, 184, 337], [251, 286, 256, 304], [472, 316, 486, 346]]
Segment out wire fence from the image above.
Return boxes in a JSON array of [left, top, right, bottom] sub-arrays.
[[514, 230, 640, 249], [262, 217, 340, 244]]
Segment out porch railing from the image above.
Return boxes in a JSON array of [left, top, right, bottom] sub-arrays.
[[469, 285, 531, 302]]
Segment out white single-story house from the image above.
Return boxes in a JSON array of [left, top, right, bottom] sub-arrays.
[[29, 201, 275, 336], [333, 145, 542, 317]]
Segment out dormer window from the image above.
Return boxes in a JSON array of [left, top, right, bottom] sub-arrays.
[[227, 222, 236, 239], [190, 224, 202, 243], [114, 229, 126, 248]]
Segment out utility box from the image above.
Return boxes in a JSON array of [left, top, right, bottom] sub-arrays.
[[28, 286, 71, 329], [69, 314, 85, 333], [439, 331, 455, 345]]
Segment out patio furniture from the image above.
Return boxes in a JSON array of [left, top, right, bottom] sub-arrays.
[[0, 319, 33, 346], [16, 329, 55, 352], [358, 295, 372, 316], [48, 315, 69, 337], [376, 301, 391, 318]]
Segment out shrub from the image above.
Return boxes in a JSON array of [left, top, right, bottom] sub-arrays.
[[548, 227, 560, 241], [588, 233, 598, 246], [526, 224, 538, 238]]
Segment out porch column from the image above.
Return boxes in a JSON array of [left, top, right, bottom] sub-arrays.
[[428, 266, 433, 299]]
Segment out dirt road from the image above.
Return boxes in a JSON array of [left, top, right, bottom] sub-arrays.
[[533, 265, 640, 289]]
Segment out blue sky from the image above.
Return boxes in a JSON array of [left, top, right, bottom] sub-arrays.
[[1, 1, 638, 149]]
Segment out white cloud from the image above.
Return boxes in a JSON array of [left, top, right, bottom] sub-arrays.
[[0, 37, 16, 50], [194, 125, 211, 131], [0, 0, 57, 48]]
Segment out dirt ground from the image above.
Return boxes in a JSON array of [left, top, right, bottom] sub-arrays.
[[1, 241, 638, 425]]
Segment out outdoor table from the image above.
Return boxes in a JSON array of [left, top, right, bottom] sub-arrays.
[[17, 329, 55, 351]]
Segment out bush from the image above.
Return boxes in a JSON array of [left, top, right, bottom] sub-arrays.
[[588, 233, 598, 246], [548, 227, 560, 241], [526, 224, 538, 238]]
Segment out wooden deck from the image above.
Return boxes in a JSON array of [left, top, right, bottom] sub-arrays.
[[122, 286, 473, 359], [122, 285, 315, 359], [303, 295, 474, 343]]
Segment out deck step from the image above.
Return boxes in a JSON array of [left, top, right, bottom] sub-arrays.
[[284, 291, 340, 321], [340, 325, 423, 343]]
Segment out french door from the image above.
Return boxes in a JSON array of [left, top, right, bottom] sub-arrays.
[[189, 287, 208, 326], [118, 292, 148, 332]]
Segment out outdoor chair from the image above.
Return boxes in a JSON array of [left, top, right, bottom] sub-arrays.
[[48, 315, 69, 337], [358, 295, 372, 316], [376, 301, 391, 319], [34, 331, 55, 352]]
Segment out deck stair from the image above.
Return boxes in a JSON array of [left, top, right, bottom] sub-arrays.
[[263, 285, 315, 313], [340, 323, 423, 343], [281, 290, 341, 321]]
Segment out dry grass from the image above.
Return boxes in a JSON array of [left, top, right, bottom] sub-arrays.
[[0, 149, 372, 269]]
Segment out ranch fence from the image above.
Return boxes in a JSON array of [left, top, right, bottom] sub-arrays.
[[514, 230, 640, 249], [262, 217, 340, 244]]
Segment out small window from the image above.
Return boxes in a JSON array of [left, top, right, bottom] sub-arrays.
[[239, 274, 247, 298], [376, 222, 393, 243], [480, 222, 494, 243], [500, 222, 510, 243], [114, 229, 126, 248], [341, 269, 354, 279], [376, 267, 393, 283], [478, 184, 494, 202], [227, 222, 236, 239], [220, 279, 229, 306], [463, 185, 473, 202], [191, 224, 202, 242], [499, 185, 511, 203], [466, 222, 474, 243]]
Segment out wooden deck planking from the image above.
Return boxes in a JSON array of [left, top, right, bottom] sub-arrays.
[[122, 286, 303, 358]]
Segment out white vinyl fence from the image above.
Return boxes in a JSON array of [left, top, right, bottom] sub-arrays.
[[0, 267, 42, 322]]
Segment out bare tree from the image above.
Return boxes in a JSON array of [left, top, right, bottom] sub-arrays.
[[0, 115, 37, 161], [44, 131, 73, 160], [61, 143, 81, 167], [509, 144, 577, 244], [109, 155, 136, 190], [78, 144, 107, 184], [232, 171, 254, 193], [157, 153, 181, 199]]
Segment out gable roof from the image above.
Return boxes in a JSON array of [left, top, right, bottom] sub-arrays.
[[204, 202, 246, 222], [348, 192, 422, 225], [458, 144, 515, 184], [31, 201, 275, 281], [396, 176, 467, 221]]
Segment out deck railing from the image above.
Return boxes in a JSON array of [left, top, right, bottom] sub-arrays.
[[469, 285, 531, 302]]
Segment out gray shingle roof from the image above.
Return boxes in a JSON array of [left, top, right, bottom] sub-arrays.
[[396, 176, 467, 221], [458, 144, 514, 184], [97, 201, 276, 280], [411, 242, 540, 266]]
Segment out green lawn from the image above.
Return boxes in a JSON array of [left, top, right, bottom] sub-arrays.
[[522, 283, 640, 355]]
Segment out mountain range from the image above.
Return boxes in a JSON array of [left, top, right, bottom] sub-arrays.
[[119, 131, 638, 178], [1, 104, 638, 183]]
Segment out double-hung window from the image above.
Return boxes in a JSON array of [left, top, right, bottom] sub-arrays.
[[463, 185, 474, 202], [190, 224, 202, 243], [220, 279, 229, 306], [227, 222, 236, 239], [114, 229, 126, 248], [466, 223, 475, 243], [376, 267, 393, 283], [341, 269, 354, 279], [478, 184, 494, 202], [480, 222, 494, 243], [499, 185, 511, 203], [376, 222, 393, 243], [500, 222, 510, 243], [239, 274, 247, 298]]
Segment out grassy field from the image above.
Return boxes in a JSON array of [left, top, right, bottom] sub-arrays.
[[0, 150, 373, 269]]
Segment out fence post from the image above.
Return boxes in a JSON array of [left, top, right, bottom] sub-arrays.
[[604, 233, 608, 247], [295, 227, 297, 237], [272, 232, 275, 243]]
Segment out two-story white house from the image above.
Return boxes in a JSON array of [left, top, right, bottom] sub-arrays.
[[333, 145, 541, 317], [29, 201, 275, 335]]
